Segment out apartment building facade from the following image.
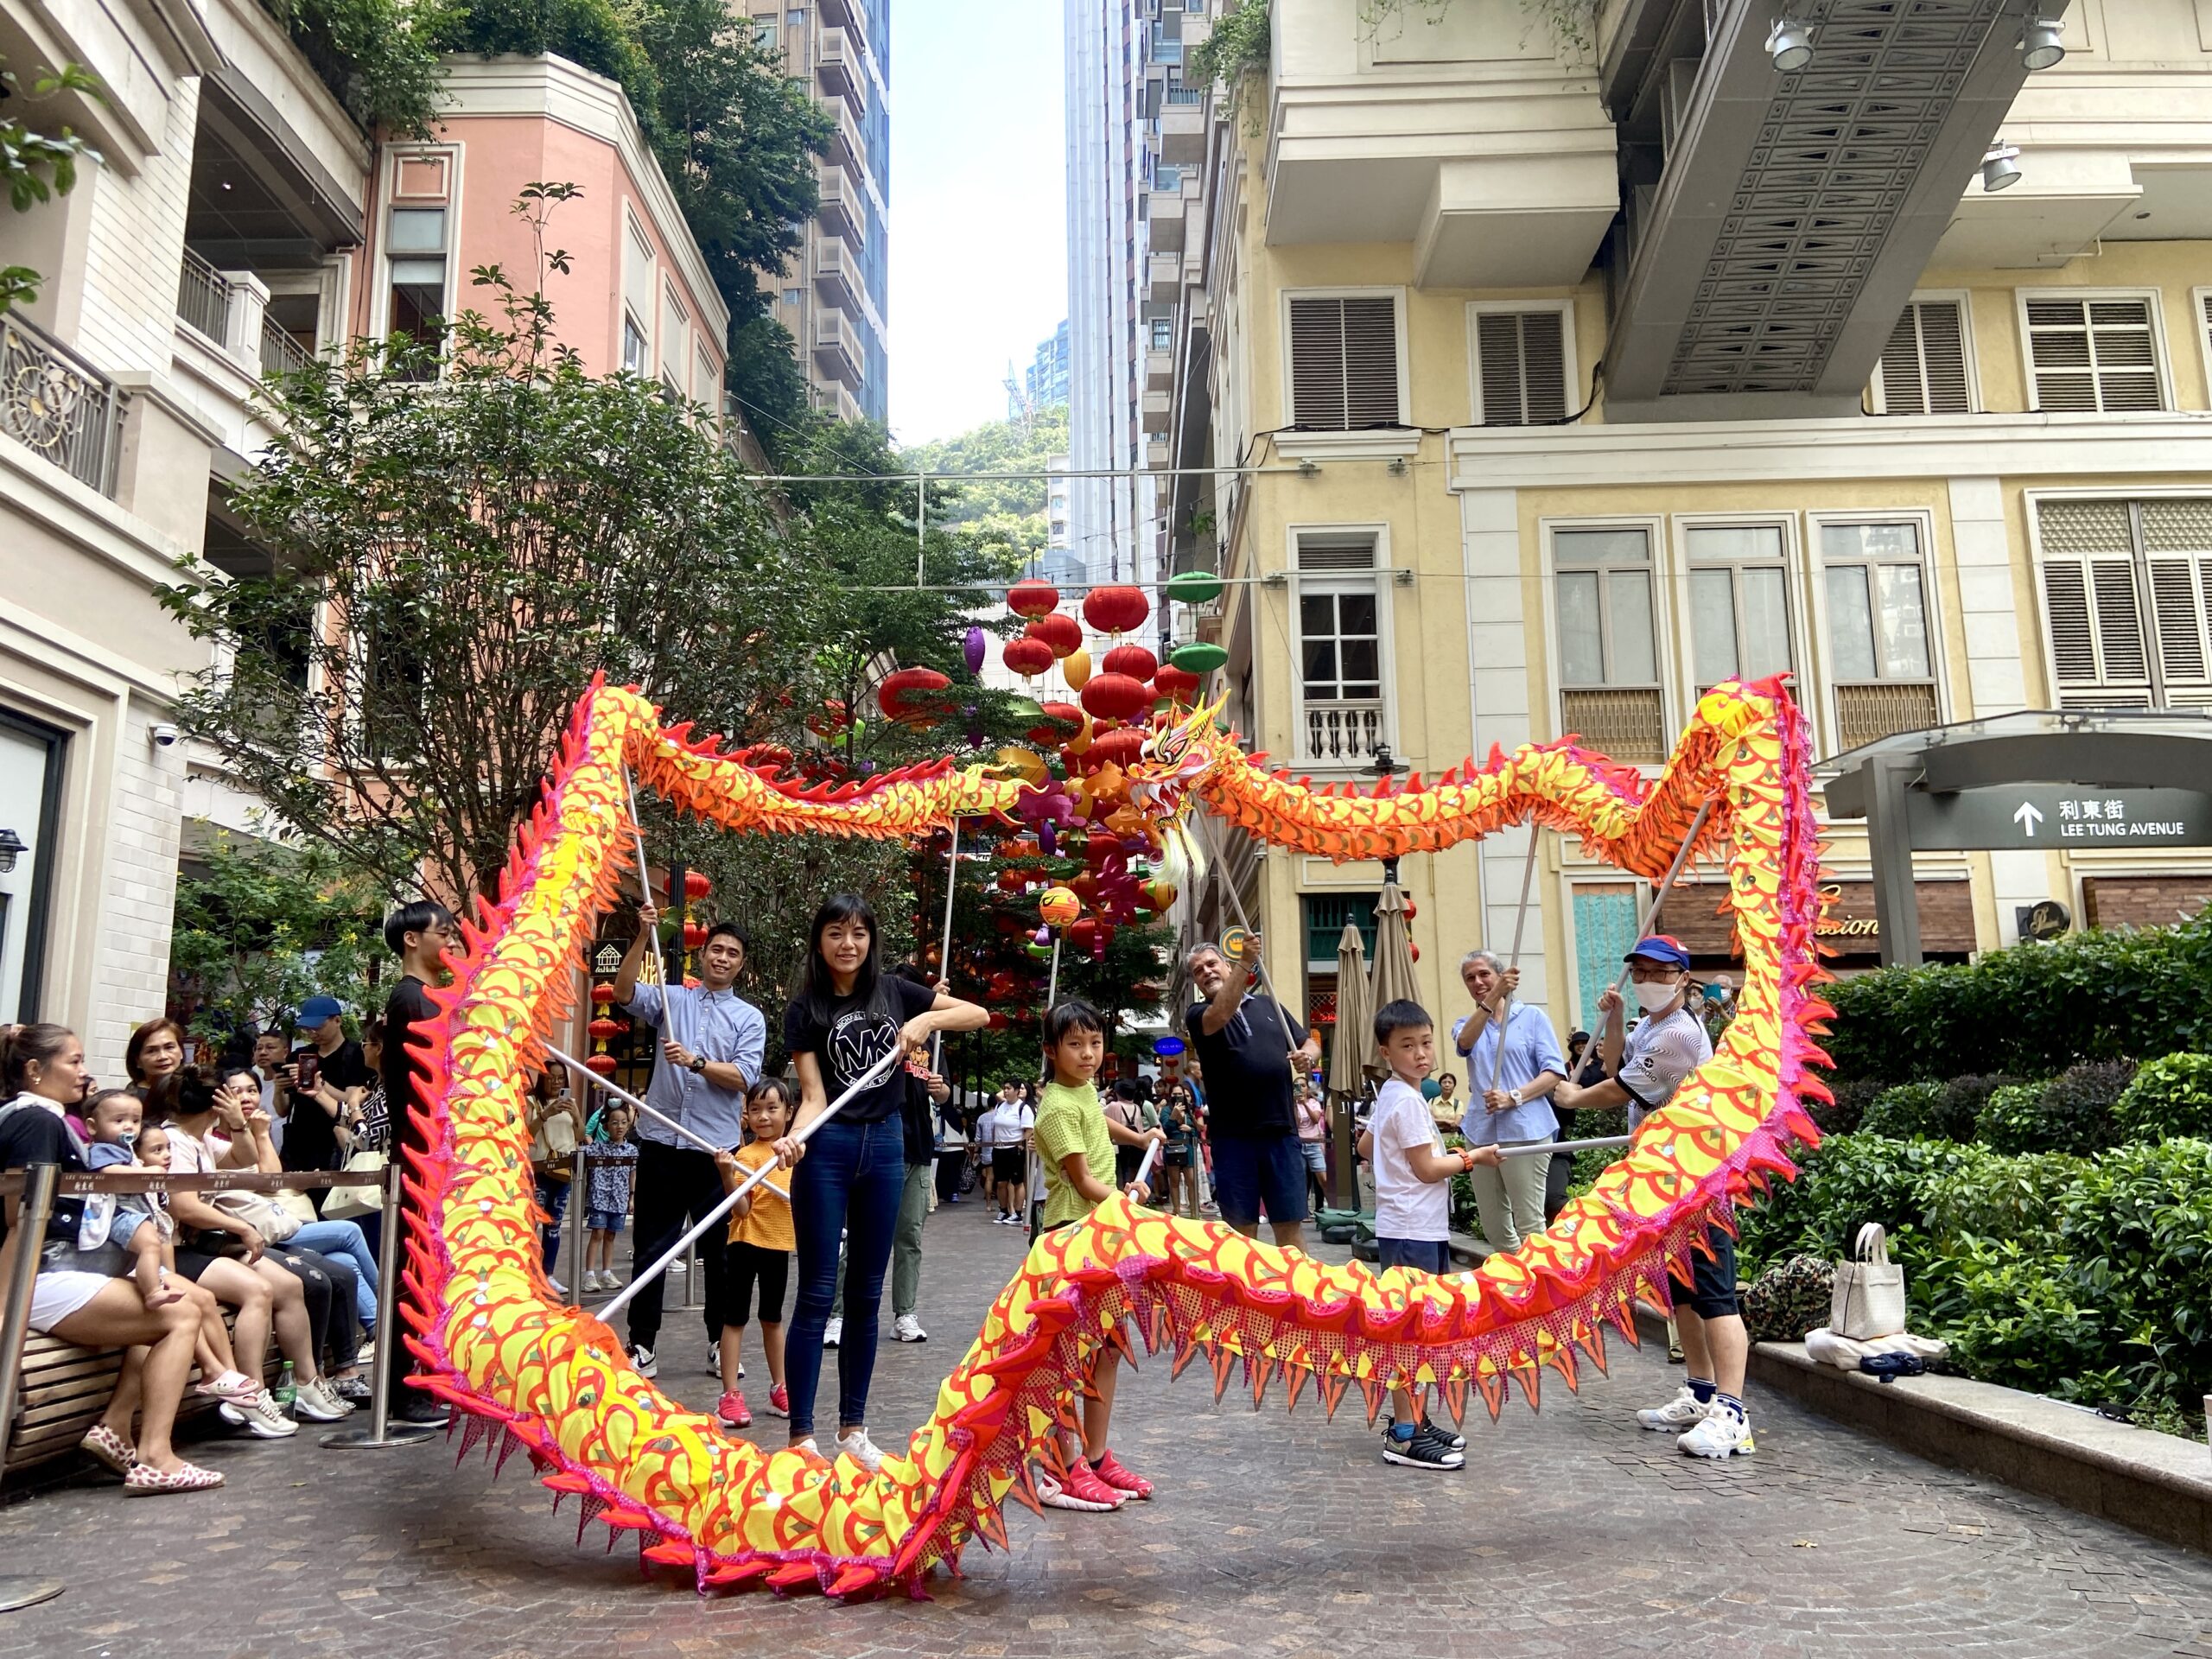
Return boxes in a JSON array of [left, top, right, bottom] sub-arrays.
[[0, 13, 728, 1071], [1156, 0, 2212, 1046], [749, 0, 890, 426]]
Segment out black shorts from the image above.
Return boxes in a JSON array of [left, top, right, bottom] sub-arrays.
[[1670, 1224, 1739, 1319], [991, 1147, 1027, 1183], [725, 1240, 789, 1326]]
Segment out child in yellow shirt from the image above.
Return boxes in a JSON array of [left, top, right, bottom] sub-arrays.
[[713, 1077, 796, 1432]]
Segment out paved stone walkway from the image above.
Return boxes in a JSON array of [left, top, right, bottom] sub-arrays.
[[6, 1193, 2212, 1658]]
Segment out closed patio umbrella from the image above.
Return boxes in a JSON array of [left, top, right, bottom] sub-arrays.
[[1325, 922, 1371, 1211], [1368, 879, 1421, 1018]]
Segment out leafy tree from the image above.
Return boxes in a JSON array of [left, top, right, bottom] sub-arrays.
[[159, 207, 816, 906], [2, 59, 99, 311], [905, 405, 1071, 570], [269, 0, 449, 135], [169, 831, 386, 1041]]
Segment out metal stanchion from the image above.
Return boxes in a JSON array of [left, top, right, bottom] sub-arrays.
[[683, 1236, 699, 1309], [563, 1141, 587, 1296], [324, 1161, 436, 1449], [0, 1163, 66, 1612]]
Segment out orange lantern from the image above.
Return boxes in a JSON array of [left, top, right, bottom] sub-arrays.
[[1063, 647, 1091, 691], [1039, 887, 1081, 927]]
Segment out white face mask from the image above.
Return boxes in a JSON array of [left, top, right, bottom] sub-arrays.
[[1633, 979, 1681, 1016]]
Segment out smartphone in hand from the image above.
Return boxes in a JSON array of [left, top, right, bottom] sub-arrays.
[[296, 1052, 320, 1092]]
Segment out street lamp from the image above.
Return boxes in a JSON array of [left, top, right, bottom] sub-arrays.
[[1981, 143, 2023, 193], [2020, 15, 2066, 71], [0, 829, 24, 874], [1767, 17, 1814, 71]]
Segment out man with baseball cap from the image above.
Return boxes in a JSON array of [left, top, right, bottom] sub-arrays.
[[277, 995, 372, 1211], [1553, 935, 1751, 1459]]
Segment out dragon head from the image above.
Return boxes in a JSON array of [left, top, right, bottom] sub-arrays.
[[1128, 693, 1235, 819]]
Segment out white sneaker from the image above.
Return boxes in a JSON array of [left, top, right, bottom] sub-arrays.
[[706, 1344, 721, 1377], [583, 1269, 603, 1293], [222, 1390, 299, 1439], [1679, 1408, 1755, 1459], [823, 1317, 842, 1349], [631, 1344, 658, 1378], [666, 1258, 687, 1275], [292, 1377, 352, 1422], [547, 1274, 568, 1298], [893, 1314, 927, 1344], [1636, 1386, 1709, 1433], [836, 1427, 885, 1473]]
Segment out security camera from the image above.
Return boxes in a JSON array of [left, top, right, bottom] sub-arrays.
[[149, 723, 180, 748]]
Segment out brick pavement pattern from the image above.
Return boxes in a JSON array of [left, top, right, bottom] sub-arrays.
[[5, 1196, 2212, 1658]]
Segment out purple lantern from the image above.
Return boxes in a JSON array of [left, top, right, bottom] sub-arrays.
[[963, 626, 987, 675]]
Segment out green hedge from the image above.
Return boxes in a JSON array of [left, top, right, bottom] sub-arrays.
[[2115, 1053, 2212, 1141], [1822, 906, 2212, 1088], [1744, 1131, 2212, 1434], [1861, 1073, 2018, 1141], [1974, 1061, 2137, 1155]]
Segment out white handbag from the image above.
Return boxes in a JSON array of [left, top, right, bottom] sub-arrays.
[[1831, 1222, 1908, 1341]]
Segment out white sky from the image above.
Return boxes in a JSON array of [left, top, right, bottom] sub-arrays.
[[887, 0, 1067, 446]]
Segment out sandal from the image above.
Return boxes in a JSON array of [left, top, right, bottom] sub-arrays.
[[124, 1460, 226, 1496], [79, 1423, 138, 1475], [193, 1369, 261, 1403]]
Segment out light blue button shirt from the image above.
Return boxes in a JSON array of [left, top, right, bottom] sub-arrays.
[[1452, 1003, 1567, 1147], [622, 982, 766, 1151]]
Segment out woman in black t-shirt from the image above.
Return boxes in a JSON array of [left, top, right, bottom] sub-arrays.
[[772, 893, 987, 1467], [0, 1024, 219, 1491]]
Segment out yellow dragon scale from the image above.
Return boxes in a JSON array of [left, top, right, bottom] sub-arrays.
[[400, 675, 1832, 1597]]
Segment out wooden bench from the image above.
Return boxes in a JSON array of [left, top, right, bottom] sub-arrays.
[[4, 1314, 287, 1478]]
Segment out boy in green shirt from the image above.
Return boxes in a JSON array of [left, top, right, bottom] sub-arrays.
[[1032, 999, 1166, 1511]]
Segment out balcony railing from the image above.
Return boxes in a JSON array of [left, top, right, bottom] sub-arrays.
[[1306, 700, 1384, 764], [1165, 83, 1205, 105], [177, 249, 234, 344], [1560, 687, 1667, 763], [1834, 681, 1939, 752], [0, 311, 125, 496], [259, 318, 313, 379]]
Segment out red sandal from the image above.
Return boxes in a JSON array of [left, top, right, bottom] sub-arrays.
[[124, 1461, 226, 1496]]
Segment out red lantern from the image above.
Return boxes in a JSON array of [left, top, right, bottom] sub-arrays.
[[1028, 701, 1082, 744], [1028, 611, 1083, 659], [1007, 578, 1058, 619], [588, 1016, 623, 1044], [1101, 643, 1157, 682], [1080, 671, 1152, 721], [682, 921, 708, 950], [877, 665, 952, 728], [1408, 942, 1421, 963], [1082, 584, 1149, 635], [1403, 900, 1417, 920], [683, 871, 712, 901], [1087, 728, 1147, 771], [986, 1010, 1011, 1031], [1002, 635, 1055, 678], [591, 982, 616, 1007], [1154, 664, 1201, 702], [585, 1053, 620, 1077], [1069, 917, 1101, 950]]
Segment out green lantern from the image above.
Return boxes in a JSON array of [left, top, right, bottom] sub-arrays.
[[1166, 571, 1224, 606], [1171, 641, 1230, 674]]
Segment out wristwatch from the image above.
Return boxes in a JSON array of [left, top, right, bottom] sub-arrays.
[[689, 1055, 708, 1074]]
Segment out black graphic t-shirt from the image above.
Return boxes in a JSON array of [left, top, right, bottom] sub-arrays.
[[781, 976, 936, 1125]]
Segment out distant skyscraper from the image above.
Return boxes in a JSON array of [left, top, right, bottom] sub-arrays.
[[1020, 321, 1071, 415], [747, 2, 891, 426], [1064, 0, 1160, 591]]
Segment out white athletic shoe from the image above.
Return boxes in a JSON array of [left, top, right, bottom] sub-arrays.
[[836, 1427, 886, 1473], [823, 1317, 842, 1349], [583, 1269, 604, 1293], [631, 1344, 658, 1378], [1637, 1386, 1709, 1433], [893, 1313, 927, 1344], [1679, 1408, 1755, 1459], [292, 1377, 352, 1422], [221, 1389, 299, 1439]]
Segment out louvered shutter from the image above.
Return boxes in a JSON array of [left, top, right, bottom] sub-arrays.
[[2143, 501, 2212, 693], [1296, 532, 1377, 573], [2038, 500, 2152, 702], [1476, 310, 1568, 426], [1288, 296, 1401, 430], [2025, 297, 2164, 413], [1875, 301, 1970, 415]]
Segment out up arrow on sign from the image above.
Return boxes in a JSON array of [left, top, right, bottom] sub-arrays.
[[2013, 801, 2044, 837]]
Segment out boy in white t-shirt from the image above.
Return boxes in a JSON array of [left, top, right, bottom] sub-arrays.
[[1358, 998, 1499, 1472]]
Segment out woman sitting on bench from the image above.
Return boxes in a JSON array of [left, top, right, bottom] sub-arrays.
[[0, 1023, 223, 1494]]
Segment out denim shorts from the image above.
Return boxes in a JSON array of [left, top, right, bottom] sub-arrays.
[[1210, 1134, 1310, 1227], [585, 1210, 626, 1232], [1375, 1236, 1450, 1275]]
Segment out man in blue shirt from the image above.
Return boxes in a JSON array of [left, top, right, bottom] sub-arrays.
[[612, 900, 765, 1379], [1451, 950, 1566, 1255]]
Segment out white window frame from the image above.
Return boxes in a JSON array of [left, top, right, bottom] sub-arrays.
[[1284, 521, 1397, 771], [1669, 512, 1809, 702], [2193, 288, 2212, 415], [2013, 287, 2171, 415], [374, 145, 462, 373], [620, 308, 651, 375], [1867, 289, 1980, 416], [2025, 487, 2212, 710], [1537, 513, 1675, 770], [1278, 286, 1411, 431], [661, 277, 690, 380], [1560, 874, 1649, 1033], [1803, 509, 1948, 754], [1466, 299, 1578, 428]]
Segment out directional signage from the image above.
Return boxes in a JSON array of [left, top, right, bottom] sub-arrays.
[[1907, 785, 2212, 852]]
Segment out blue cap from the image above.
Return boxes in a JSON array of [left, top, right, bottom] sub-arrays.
[[297, 995, 346, 1028], [1624, 935, 1692, 970]]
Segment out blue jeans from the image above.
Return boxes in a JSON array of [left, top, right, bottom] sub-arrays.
[[289, 1218, 379, 1332], [785, 1116, 906, 1439]]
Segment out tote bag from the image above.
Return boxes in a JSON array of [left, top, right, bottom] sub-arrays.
[[1831, 1222, 1908, 1341]]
